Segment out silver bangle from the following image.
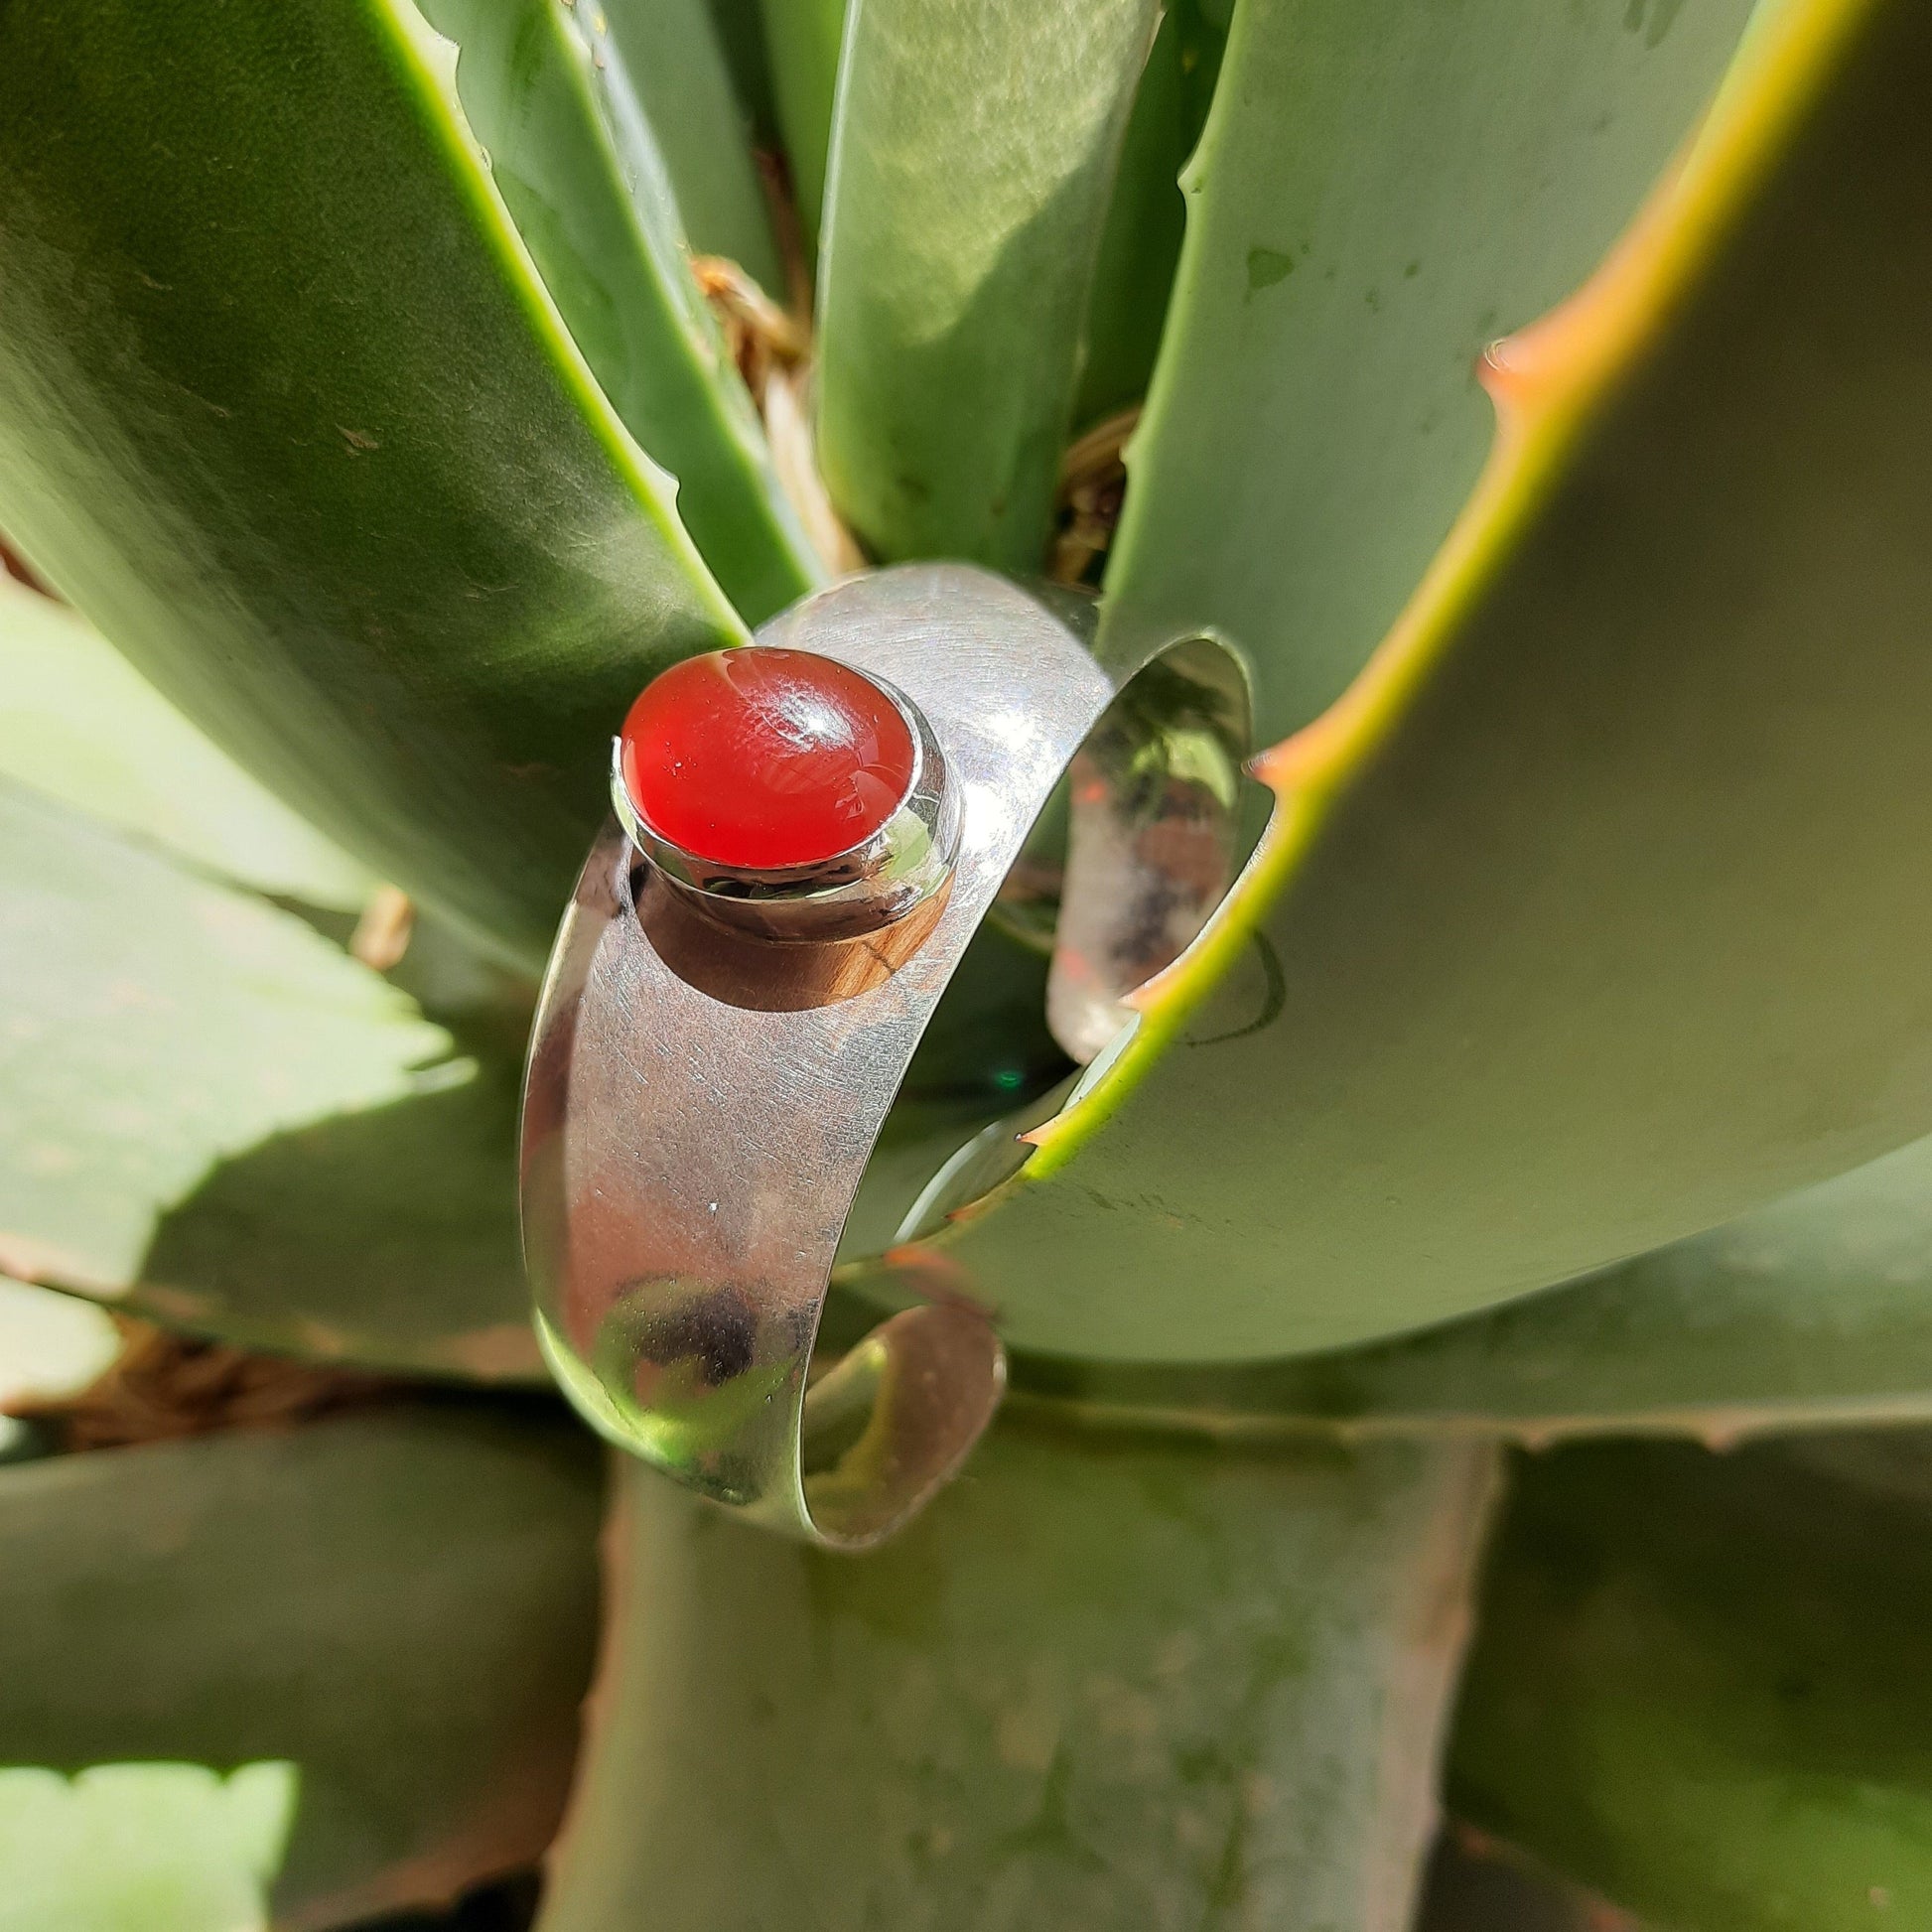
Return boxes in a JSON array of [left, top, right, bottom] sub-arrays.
[[520, 564, 1116, 1548]]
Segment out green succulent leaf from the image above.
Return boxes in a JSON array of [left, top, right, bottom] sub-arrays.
[[0, 1762, 299, 1932], [929, 0, 1932, 1364], [0, 1404, 602, 1929], [417, 0, 821, 625], [601, 0, 787, 296], [1450, 1431, 1932, 1931], [0, 1278, 120, 1414], [0, 0, 743, 968], [0, 576, 374, 913], [0, 1277, 121, 1466], [538, 1421, 1497, 1932], [1072, 0, 1230, 432], [1099, 0, 1759, 736], [755, 0, 846, 248], [815, 0, 1161, 571], [704, 0, 783, 154], [0, 785, 534, 1379], [1013, 1131, 1932, 1443]]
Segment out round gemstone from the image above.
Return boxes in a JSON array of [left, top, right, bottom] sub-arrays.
[[619, 648, 918, 870]]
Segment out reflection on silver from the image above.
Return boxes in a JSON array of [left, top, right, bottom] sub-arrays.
[[607, 663, 963, 943], [521, 566, 1115, 1548], [1047, 637, 1252, 1062]]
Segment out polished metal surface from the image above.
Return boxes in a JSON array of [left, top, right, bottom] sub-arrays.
[[521, 565, 1116, 1548], [1046, 636, 1253, 1063], [607, 663, 962, 943]]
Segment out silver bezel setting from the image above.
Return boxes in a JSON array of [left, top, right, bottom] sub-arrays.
[[611, 659, 962, 943]]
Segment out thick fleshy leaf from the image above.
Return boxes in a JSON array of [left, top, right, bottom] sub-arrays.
[[0, 1277, 121, 1462], [756, 0, 846, 247], [0, 576, 372, 912], [539, 1422, 1497, 1932], [705, 0, 782, 151], [1098, 0, 1758, 736], [815, 0, 1161, 571], [418, 0, 819, 625], [0, 787, 535, 1379], [0, 1762, 299, 1932], [926, 0, 1932, 1362], [1012, 1132, 1932, 1442], [1071, 0, 1230, 432], [0, 1405, 602, 1929], [0, 1277, 121, 1413], [0, 0, 741, 968], [1450, 1432, 1932, 1930], [602, 0, 786, 294]]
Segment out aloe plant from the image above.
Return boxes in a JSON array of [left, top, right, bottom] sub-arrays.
[[2, 0, 1931, 1924]]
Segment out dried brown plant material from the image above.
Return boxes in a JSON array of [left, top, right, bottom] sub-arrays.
[[692, 250, 866, 578], [692, 254, 809, 395], [349, 883, 416, 971], [13, 1319, 393, 1452], [1051, 407, 1140, 585], [761, 364, 867, 576]]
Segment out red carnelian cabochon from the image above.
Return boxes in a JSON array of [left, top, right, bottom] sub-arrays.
[[619, 648, 917, 870]]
